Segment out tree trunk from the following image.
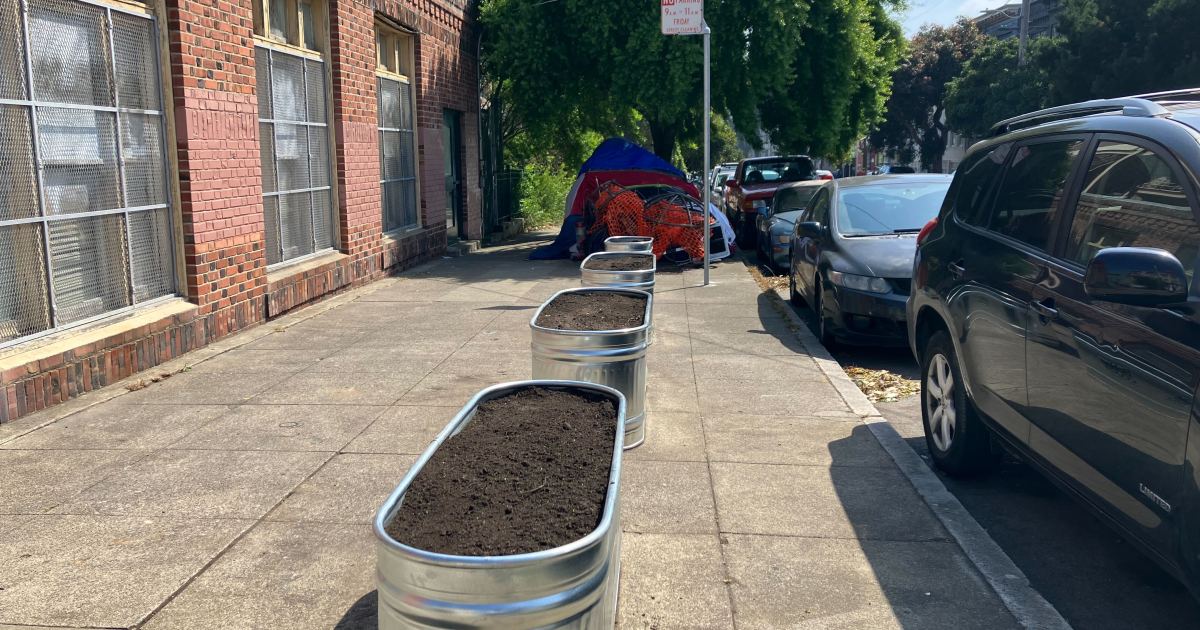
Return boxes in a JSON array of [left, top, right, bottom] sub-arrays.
[[647, 118, 678, 162]]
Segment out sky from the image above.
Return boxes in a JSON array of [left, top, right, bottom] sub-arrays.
[[900, 0, 1002, 35]]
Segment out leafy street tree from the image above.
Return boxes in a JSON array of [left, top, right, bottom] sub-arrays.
[[480, 0, 905, 164], [1050, 0, 1200, 102], [870, 18, 984, 172], [945, 36, 1063, 138]]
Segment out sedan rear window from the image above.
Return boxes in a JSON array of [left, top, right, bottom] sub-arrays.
[[837, 182, 951, 236], [743, 158, 815, 184]]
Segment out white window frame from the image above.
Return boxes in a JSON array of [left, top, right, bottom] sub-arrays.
[[377, 22, 421, 234]]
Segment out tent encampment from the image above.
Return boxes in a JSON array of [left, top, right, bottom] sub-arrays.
[[530, 138, 731, 260]]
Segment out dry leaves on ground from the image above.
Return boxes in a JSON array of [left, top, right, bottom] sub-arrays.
[[844, 366, 920, 403]]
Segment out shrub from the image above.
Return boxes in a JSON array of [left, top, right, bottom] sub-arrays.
[[519, 161, 574, 228]]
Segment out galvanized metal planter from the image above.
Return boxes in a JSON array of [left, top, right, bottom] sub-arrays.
[[374, 380, 626, 629], [580, 252, 656, 294], [604, 236, 653, 253], [531, 288, 651, 449]]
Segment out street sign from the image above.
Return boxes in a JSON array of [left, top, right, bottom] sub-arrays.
[[661, 0, 703, 36]]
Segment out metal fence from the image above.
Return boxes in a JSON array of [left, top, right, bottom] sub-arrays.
[[378, 75, 418, 233], [256, 45, 334, 266], [0, 0, 175, 348]]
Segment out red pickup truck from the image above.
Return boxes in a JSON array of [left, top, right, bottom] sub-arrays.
[[724, 155, 818, 249]]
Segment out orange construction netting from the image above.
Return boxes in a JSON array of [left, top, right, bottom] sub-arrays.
[[590, 182, 710, 262]]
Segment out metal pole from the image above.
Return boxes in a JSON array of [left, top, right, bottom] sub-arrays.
[[701, 21, 710, 287], [1018, 0, 1031, 66]]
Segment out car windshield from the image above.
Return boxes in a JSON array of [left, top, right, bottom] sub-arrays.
[[836, 181, 950, 236], [743, 158, 814, 184]]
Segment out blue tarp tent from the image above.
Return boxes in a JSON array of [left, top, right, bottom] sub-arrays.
[[577, 138, 686, 178]]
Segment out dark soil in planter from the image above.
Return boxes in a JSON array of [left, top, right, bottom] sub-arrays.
[[386, 386, 618, 556], [535, 291, 647, 331], [584, 254, 654, 271]]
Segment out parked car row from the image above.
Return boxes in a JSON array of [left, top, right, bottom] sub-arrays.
[[771, 89, 1200, 600]]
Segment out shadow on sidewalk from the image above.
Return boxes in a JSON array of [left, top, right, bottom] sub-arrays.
[[334, 590, 376, 629]]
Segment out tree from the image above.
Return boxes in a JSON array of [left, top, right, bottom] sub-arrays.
[[1051, 0, 1200, 102], [945, 36, 1064, 138], [481, 0, 905, 163], [870, 18, 984, 171]]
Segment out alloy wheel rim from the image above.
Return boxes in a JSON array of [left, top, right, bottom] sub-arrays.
[[926, 353, 957, 452]]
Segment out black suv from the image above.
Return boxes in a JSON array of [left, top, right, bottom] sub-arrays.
[[907, 89, 1200, 594]]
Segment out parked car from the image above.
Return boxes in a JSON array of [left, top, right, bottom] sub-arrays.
[[816, 169, 835, 180], [710, 164, 736, 204], [725, 155, 817, 250], [907, 89, 1200, 597], [877, 164, 917, 174], [757, 180, 825, 269], [788, 174, 952, 346]]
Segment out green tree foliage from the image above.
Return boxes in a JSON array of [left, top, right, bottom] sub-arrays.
[[679, 113, 741, 173], [481, 0, 906, 163], [945, 36, 1064, 138], [1051, 0, 1200, 101], [870, 18, 984, 171], [518, 159, 576, 227]]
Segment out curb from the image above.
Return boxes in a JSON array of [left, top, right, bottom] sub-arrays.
[[768, 287, 1072, 630]]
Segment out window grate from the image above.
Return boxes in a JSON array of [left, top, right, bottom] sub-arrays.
[[0, 0, 174, 349], [378, 75, 417, 232], [257, 44, 333, 265]]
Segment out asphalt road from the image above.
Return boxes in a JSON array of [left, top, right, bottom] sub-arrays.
[[778, 287, 1200, 630]]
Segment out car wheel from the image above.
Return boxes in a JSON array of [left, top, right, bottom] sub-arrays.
[[737, 216, 756, 250], [813, 280, 837, 349], [756, 237, 768, 263], [921, 330, 1000, 476], [788, 263, 803, 305]]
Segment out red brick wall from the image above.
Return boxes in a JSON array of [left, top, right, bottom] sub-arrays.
[[166, 0, 269, 323], [0, 0, 481, 423]]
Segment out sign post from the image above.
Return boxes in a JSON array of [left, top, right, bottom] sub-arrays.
[[661, 0, 710, 287]]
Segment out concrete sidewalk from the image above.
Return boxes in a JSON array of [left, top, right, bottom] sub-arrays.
[[0, 236, 1019, 629]]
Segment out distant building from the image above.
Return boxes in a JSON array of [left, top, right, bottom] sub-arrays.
[[973, 0, 1062, 40]]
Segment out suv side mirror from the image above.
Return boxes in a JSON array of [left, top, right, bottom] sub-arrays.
[[1084, 247, 1189, 306], [798, 221, 825, 239], [725, 179, 739, 189]]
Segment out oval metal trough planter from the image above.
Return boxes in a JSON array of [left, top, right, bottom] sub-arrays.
[[531, 288, 651, 450], [603, 236, 654, 253], [373, 379, 626, 629], [580, 252, 656, 294]]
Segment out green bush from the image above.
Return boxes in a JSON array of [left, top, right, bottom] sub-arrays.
[[518, 162, 574, 228]]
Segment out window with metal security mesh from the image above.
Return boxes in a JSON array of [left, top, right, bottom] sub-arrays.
[[377, 25, 418, 233], [256, 45, 333, 265], [0, 0, 175, 347]]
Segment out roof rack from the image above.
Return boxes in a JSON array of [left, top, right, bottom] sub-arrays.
[[1131, 87, 1200, 106], [989, 97, 1170, 137]]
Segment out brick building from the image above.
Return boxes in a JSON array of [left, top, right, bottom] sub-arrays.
[[0, 0, 481, 421]]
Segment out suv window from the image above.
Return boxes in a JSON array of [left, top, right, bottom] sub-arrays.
[[989, 139, 1084, 250], [953, 144, 1009, 226], [1065, 140, 1200, 276]]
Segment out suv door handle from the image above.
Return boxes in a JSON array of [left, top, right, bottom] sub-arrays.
[[948, 260, 966, 279], [1031, 298, 1059, 319]]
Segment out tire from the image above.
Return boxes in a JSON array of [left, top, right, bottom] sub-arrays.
[[737, 215, 756, 250], [788, 263, 804, 306], [813, 281, 837, 349], [756, 237, 769, 263], [920, 330, 1001, 476]]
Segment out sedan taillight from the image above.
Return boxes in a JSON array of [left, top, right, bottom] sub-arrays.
[[916, 218, 938, 246]]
